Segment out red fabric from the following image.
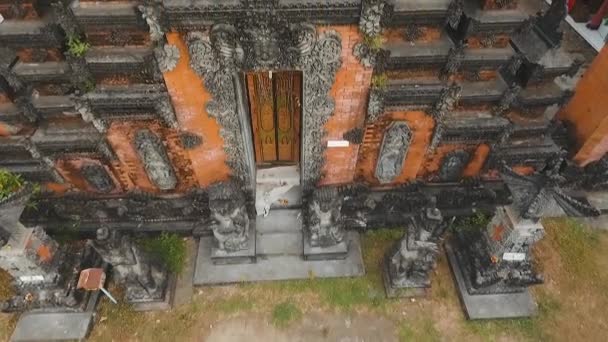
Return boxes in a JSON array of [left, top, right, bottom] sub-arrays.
[[568, 0, 576, 12]]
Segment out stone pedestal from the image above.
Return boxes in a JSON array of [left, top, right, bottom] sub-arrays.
[[210, 224, 256, 265], [303, 237, 348, 261], [447, 205, 543, 318]]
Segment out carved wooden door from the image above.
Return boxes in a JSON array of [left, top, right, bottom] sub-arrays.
[[246, 71, 301, 165]]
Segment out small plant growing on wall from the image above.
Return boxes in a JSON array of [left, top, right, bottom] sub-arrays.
[[67, 36, 90, 57], [371, 73, 388, 89], [0, 169, 24, 201], [363, 34, 384, 52], [450, 212, 492, 233], [140, 232, 187, 274]]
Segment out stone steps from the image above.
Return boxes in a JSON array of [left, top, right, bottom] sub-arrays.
[[256, 209, 303, 257], [255, 209, 302, 233]]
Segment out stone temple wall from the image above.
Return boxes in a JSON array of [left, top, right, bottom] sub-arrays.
[[0, 0, 604, 232]]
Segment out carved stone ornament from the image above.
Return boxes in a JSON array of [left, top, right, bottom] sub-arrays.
[[207, 181, 250, 252], [307, 187, 345, 248], [180, 132, 203, 149], [376, 122, 412, 184], [353, 42, 377, 68], [154, 44, 180, 73], [428, 85, 461, 153], [81, 163, 115, 193], [187, 21, 342, 189], [387, 207, 447, 288], [366, 88, 386, 123], [439, 150, 471, 182], [134, 129, 178, 191], [440, 44, 465, 80], [359, 0, 386, 37], [342, 127, 365, 144], [534, 0, 567, 47], [404, 25, 423, 42], [493, 85, 521, 116], [446, 0, 464, 30], [51, 1, 81, 39], [138, 2, 164, 42]]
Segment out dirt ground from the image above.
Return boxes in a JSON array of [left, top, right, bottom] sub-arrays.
[[1, 218, 604, 342]]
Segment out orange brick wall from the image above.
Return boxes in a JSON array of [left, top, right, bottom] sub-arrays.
[[319, 25, 374, 185], [558, 46, 608, 166], [162, 33, 232, 187]]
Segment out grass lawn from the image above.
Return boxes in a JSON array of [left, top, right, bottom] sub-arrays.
[[1, 218, 607, 341]]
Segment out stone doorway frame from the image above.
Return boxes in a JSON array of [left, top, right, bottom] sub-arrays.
[[185, 21, 343, 193]]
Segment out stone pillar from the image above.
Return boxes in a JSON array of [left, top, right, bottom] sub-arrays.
[[450, 206, 543, 296], [303, 186, 348, 261], [0, 185, 61, 287], [445, 205, 544, 318], [383, 207, 448, 297]]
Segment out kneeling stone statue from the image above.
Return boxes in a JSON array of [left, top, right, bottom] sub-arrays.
[[387, 207, 448, 289]]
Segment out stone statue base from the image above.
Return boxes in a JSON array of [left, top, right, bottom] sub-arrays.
[[210, 224, 256, 265], [128, 273, 176, 311], [445, 240, 537, 319], [303, 237, 348, 261], [382, 260, 428, 298]]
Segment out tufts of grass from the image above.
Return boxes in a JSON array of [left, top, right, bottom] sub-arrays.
[[543, 218, 599, 277], [264, 229, 400, 311], [140, 233, 187, 274], [271, 301, 301, 328], [399, 315, 441, 342], [0, 269, 14, 301], [450, 212, 492, 232], [213, 295, 255, 314]]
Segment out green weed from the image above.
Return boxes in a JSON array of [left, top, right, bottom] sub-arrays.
[[67, 36, 90, 57], [141, 233, 187, 274], [271, 301, 301, 328], [0, 169, 24, 201]]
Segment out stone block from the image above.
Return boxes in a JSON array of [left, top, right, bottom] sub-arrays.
[[210, 225, 256, 265], [303, 238, 348, 261]]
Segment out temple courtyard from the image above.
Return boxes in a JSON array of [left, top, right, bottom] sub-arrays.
[[0, 217, 604, 342]]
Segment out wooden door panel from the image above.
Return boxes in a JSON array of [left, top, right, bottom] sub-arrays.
[[247, 71, 301, 165], [247, 72, 276, 163], [275, 71, 301, 162]]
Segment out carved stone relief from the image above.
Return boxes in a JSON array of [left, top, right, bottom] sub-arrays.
[[387, 207, 447, 288], [134, 129, 177, 191], [207, 181, 250, 252], [359, 0, 386, 37], [428, 85, 461, 154], [307, 187, 345, 248], [81, 163, 115, 193], [138, 2, 165, 42], [446, 0, 464, 30], [154, 44, 181, 73], [376, 122, 412, 184], [439, 150, 471, 182]]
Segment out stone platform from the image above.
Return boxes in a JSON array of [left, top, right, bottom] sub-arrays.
[[194, 209, 364, 285], [11, 312, 94, 342], [445, 242, 537, 320]]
